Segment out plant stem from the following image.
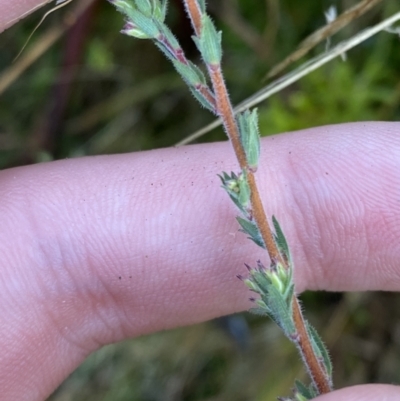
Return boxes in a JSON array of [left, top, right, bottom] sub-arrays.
[[195, 84, 217, 112], [293, 299, 331, 394], [182, 0, 203, 36], [182, 0, 332, 394]]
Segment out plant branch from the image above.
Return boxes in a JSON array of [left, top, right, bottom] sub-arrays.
[[109, 0, 334, 396], [183, 0, 332, 395]]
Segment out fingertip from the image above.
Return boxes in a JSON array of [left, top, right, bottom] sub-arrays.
[[314, 384, 400, 401], [0, 0, 46, 33]]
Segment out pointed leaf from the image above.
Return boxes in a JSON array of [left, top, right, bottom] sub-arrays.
[[272, 215, 290, 261], [249, 306, 272, 317], [135, 0, 152, 16], [188, 87, 214, 112], [294, 380, 316, 400], [237, 109, 260, 170], [237, 171, 251, 210], [124, 8, 161, 39], [197, 0, 206, 13], [263, 284, 296, 337], [198, 15, 222, 65], [189, 62, 208, 85], [123, 23, 154, 39], [153, 0, 168, 21], [111, 0, 135, 16], [308, 324, 333, 379], [159, 24, 180, 53], [172, 60, 203, 86], [236, 217, 265, 249]]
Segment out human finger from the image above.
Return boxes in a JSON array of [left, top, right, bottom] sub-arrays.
[[0, 0, 48, 33], [0, 122, 399, 400], [314, 384, 400, 400]]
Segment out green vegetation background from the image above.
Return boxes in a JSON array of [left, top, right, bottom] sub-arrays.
[[0, 0, 399, 400]]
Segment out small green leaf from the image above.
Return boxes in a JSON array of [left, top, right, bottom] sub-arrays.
[[197, 0, 206, 13], [265, 269, 285, 294], [111, 0, 135, 16], [249, 265, 295, 336], [159, 24, 180, 54], [264, 283, 296, 336], [237, 109, 260, 170], [219, 172, 244, 214], [275, 261, 293, 299], [249, 306, 272, 317], [191, 35, 201, 54], [294, 380, 317, 400], [135, 0, 152, 16], [153, 0, 168, 21], [237, 171, 251, 210], [124, 8, 161, 39], [251, 266, 272, 294], [198, 15, 222, 65], [188, 87, 215, 112], [308, 324, 333, 380], [219, 171, 252, 215], [272, 215, 291, 261], [190, 62, 208, 85], [293, 392, 308, 401], [243, 278, 261, 293], [172, 60, 203, 87], [123, 23, 154, 39], [236, 217, 265, 248]]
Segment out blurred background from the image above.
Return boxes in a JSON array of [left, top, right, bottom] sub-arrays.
[[1, 0, 400, 399]]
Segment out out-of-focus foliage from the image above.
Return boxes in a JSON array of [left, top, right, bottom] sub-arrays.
[[0, 0, 400, 400]]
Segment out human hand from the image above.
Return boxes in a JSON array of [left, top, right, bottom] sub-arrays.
[[1, 2, 400, 400]]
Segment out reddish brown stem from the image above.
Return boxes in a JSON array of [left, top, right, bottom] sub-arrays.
[[209, 61, 331, 394], [293, 298, 332, 394], [182, 0, 332, 395], [182, 0, 202, 36], [196, 84, 217, 112], [208, 64, 281, 260]]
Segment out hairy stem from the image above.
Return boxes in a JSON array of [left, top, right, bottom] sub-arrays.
[[182, 0, 203, 36], [183, 0, 332, 394], [196, 84, 217, 110], [293, 298, 331, 394]]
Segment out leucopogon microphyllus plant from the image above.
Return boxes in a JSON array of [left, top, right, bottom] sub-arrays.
[[108, 1, 334, 399]]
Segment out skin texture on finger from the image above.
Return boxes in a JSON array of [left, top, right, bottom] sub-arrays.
[[0, 0, 48, 33], [0, 122, 399, 399], [314, 384, 400, 400]]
